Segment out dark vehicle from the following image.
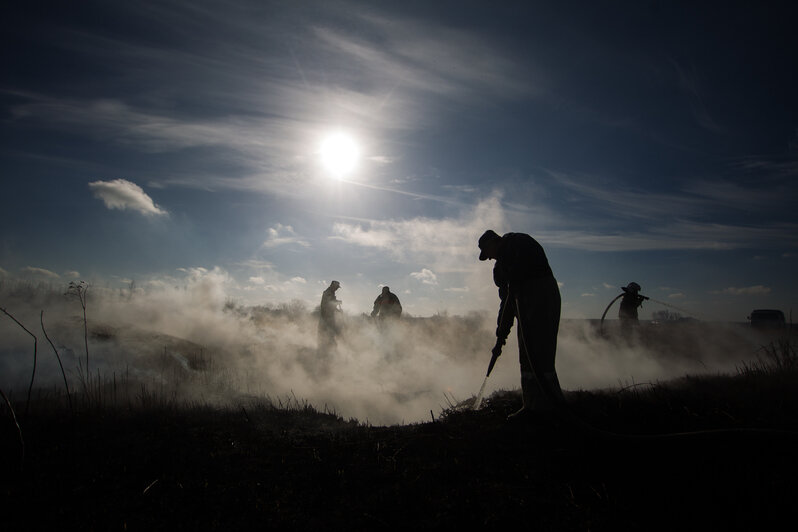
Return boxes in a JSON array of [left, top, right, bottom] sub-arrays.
[[747, 309, 786, 329]]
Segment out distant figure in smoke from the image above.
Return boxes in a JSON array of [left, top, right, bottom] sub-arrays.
[[318, 280, 342, 354], [371, 286, 402, 321], [619, 282, 646, 328], [478, 229, 565, 420]]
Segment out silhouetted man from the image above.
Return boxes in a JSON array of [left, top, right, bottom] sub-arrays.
[[619, 282, 646, 329], [478, 229, 564, 420], [371, 286, 402, 321], [318, 280, 342, 353]]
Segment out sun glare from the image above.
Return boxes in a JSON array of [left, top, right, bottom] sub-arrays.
[[320, 132, 359, 178]]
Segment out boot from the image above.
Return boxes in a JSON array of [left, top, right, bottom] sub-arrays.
[[524, 372, 564, 415], [542, 371, 565, 405], [529, 372, 564, 428], [507, 372, 537, 420]]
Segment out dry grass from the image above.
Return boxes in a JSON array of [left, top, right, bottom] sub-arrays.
[[2, 338, 797, 530]]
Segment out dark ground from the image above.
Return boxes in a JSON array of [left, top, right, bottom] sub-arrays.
[[3, 368, 798, 531]]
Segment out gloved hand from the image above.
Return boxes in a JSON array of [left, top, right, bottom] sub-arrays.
[[491, 338, 505, 358], [496, 324, 512, 339]]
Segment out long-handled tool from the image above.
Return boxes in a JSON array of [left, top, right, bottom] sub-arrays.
[[472, 292, 513, 410], [472, 342, 502, 410]]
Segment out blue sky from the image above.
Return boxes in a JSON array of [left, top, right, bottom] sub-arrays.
[[2, 0, 797, 321]]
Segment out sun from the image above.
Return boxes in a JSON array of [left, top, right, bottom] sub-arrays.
[[320, 132, 359, 178]]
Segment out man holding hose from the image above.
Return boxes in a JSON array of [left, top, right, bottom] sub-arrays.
[[478, 229, 565, 420]]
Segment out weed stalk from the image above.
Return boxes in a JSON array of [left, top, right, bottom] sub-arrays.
[[0, 388, 25, 470], [1, 306, 38, 419], [66, 281, 90, 381], [40, 310, 73, 414]]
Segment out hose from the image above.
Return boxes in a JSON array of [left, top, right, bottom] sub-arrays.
[[599, 293, 624, 336], [600, 292, 703, 335]]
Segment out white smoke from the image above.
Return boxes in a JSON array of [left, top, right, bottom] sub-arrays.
[[0, 274, 775, 425]]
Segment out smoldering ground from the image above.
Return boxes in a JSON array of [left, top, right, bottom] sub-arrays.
[[0, 279, 776, 425]]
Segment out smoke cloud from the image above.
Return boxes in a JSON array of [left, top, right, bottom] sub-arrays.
[[0, 273, 775, 425]]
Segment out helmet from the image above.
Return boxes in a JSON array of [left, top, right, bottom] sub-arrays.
[[624, 282, 641, 293]]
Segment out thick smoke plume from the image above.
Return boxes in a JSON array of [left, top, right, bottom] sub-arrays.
[[0, 277, 775, 425]]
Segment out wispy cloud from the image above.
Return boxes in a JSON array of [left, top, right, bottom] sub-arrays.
[[443, 286, 470, 293], [684, 176, 797, 216], [5, 2, 542, 201], [538, 219, 798, 252], [263, 224, 310, 248], [313, 11, 539, 102], [327, 187, 798, 264], [235, 259, 275, 271], [732, 157, 798, 179], [369, 155, 396, 165], [329, 196, 506, 273], [22, 266, 60, 279], [544, 165, 798, 252], [330, 223, 398, 250], [710, 285, 771, 296], [547, 170, 708, 222], [89, 178, 167, 216]]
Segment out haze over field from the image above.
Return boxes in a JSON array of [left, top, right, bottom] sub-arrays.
[[0, 279, 775, 425]]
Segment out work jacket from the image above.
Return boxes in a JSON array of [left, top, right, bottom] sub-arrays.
[[619, 293, 645, 320], [492, 232, 554, 340], [372, 292, 402, 318], [320, 288, 341, 321]]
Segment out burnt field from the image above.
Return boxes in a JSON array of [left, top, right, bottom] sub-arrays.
[[3, 339, 798, 531]]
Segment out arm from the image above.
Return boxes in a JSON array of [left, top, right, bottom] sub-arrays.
[[496, 285, 516, 341], [493, 284, 516, 358]]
